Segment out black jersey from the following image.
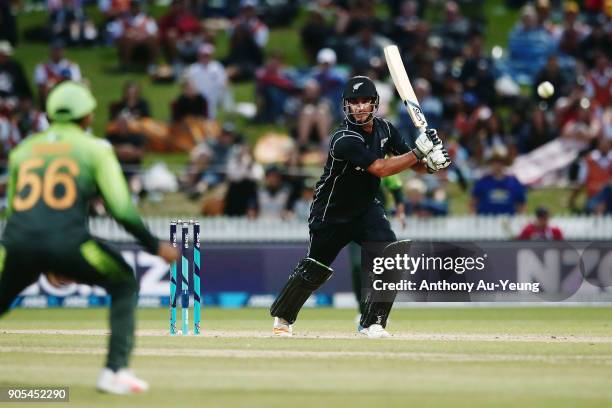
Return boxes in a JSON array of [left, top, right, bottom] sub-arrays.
[[309, 117, 412, 225]]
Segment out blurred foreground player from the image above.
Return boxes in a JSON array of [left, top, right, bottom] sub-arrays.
[[0, 82, 179, 394], [270, 76, 450, 338]]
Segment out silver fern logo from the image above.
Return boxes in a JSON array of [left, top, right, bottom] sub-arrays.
[[353, 82, 364, 92]]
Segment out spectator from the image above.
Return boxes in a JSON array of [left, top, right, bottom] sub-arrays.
[[570, 136, 612, 213], [255, 165, 291, 219], [172, 77, 208, 122], [344, 20, 388, 74], [224, 144, 263, 217], [555, 1, 591, 58], [255, 51, 295, 123], [0, 0, 17, 45], [49, 0, 98, 45], [98, 0, 131, 45], [185, 43, 228, 119], [170, 77, 209, 151], [182, 123, 236, 197], [339, 0, 381, 37], [515, 105, 556, 154], [294, 80, 332, 148], [109, 81, 151, 120], [471, 149, 527, 215], [0, 41, 33, 112], [106, 82, 151, 197], [390, 0, 422, 51], [402, 177, 446, 217], [533, 55, 568, 104], [578, 21, 611, 68], [108, 0, 159, 71], [555, 81, 589, 129], [0, 114, 20, 174], [13, 98, 49, 143], [534, 0, 556, 34], [370, 69, 394, 118], [34, 40, 82, 108], [230, 0, 269, 49], [459, 35, 496, 106], [224, 23, 263, 82], [300, 7, 334, 64], [435, 1, 471, 59], [585, 52, 611, 108], [517, 207, 564, 240], [99, 0, 131, 21], [158, 0, 203, 66], [507, 4, 556, 84], [105, 117, 145, 201], [311, 48, 347, 121], [560, 97, 602, 150]]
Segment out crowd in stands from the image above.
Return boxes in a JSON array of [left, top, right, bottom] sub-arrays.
[[0, 0, 610, 222]]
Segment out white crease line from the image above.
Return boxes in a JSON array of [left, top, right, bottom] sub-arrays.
[[0, 346, 611, 365], [2, 329, 612, 344]]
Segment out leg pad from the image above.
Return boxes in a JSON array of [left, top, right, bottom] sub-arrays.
[[270, 258, 333, 324]]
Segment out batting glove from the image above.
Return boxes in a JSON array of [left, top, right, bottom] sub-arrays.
[[425, 128, 442, 146], [426, 145, 451, 173], [413, 130, 434, 160]]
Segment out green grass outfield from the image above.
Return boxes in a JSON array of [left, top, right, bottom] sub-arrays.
[[1, 307, 612, 407]]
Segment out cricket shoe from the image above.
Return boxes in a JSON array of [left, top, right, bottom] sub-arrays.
[[358, 324, 391, 339], [96, 368, 150, 395], [272, 317, 293, 337]]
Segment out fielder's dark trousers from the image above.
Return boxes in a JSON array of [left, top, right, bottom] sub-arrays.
[[0, 238, 138, 371]]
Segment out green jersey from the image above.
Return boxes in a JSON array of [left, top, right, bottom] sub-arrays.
[[4, 122, 158, 253]]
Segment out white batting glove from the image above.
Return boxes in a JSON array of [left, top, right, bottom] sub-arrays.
[[426, 145, 451, 173], [425, 128, 442, 146], [413, 131, 434, 160]]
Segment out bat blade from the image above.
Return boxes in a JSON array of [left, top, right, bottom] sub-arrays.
[[383, 45, 428, 131]]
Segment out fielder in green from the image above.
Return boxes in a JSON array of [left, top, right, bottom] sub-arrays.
[[0, 81, 179, 394]]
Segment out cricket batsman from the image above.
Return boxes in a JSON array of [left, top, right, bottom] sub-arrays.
[[270, 76, 450, 338], [0, 81, 179, 394]]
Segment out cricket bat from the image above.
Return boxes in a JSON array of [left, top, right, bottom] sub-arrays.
[[383, 45, 428, 132]]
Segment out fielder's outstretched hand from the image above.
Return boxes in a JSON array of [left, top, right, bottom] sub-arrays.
[[158, 242, 180, 263]]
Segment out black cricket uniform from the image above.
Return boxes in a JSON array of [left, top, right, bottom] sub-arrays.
[[306, 117, 412, 266]]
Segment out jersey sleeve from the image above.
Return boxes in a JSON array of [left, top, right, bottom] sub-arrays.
[[331, 134, 378, 169], [385, 121, 412, 155], [92, 141, 159, 254]]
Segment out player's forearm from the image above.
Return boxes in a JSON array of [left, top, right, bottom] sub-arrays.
[[367, 151, 419, 178], [95, 146, 159, 253], [113, 210, 160, 254]]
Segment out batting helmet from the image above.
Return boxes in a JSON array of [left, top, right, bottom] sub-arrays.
[[342, 76, 379, 125]]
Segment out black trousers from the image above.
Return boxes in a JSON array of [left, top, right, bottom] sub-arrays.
[[308, 203, 396, 267]]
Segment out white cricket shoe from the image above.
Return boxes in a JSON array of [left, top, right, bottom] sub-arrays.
[[358, 324, 391, 339], [96, 368, 150, 395], [272, 317, 293, 337]]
